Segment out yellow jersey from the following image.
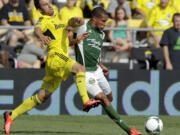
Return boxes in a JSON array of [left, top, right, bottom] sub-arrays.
[[30, 5, 59, 24], [35, 14, 69, 56], [146, 4, 177, 35], [132, 0, 159, 16], [59, 6, 83, 25], [170, 0, 180, 12]]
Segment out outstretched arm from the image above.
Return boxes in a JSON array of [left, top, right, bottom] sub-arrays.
[[67, 17, 88, 45], [68, 17, 85, 27]]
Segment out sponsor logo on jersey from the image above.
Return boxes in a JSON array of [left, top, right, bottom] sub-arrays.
[[54, 24, 65, 29]]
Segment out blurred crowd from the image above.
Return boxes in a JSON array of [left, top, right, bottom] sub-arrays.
[[0, 0, 179, 69]]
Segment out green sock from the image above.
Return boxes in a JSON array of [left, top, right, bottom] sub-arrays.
[[105, 105, 131, 134]]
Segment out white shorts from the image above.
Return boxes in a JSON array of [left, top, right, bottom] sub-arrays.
[[86, 66, 112, 97]]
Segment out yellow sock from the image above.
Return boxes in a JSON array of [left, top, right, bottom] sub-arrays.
[[11, 94, 42, 120], [75, 72, 89, 104]]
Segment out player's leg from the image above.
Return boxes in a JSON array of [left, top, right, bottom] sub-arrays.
[[10, 89, 51, 120], [86, 70, 131, 134], [70, 62, 101, 111], [4, 55, 63, 134], [96, 67, 141, 135], [4, 88, 51, 134], [72, 62, 89, 104]]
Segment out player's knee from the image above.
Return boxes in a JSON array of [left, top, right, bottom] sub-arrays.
[[96, 92, 110, 105]]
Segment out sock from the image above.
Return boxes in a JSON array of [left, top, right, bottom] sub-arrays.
[[11, 94, 42, 120], [105, 105, 131, 134], [75, 72, 89, 104]]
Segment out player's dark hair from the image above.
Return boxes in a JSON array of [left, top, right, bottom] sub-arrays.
[[34, 0, 41, 9], [172, 13, 180, 22], [91, 7, 108, 18]]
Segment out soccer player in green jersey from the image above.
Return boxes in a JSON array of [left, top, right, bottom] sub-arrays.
[[68, 7, 142, 135], [3, 0, 101, 134]]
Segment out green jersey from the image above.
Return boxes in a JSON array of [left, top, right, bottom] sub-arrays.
[[75, 21, 105, 71]]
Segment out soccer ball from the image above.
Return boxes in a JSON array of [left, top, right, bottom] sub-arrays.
[[145, 116, 163, 135]]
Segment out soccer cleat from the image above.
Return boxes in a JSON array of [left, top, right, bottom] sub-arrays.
[[4, 111, 13, 134], [83, 98, 101, 112], [129, 127, 142, 135]]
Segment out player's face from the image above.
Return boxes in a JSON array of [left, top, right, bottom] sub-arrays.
[[94, 14, 108, 30], [173, 16, 180, 31], [39, 0, 54, 16]]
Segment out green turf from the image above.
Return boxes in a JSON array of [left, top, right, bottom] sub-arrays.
[[0, 115, 179, 135]]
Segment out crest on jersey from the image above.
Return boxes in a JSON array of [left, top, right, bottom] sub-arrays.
[[88, 78, 96, 84], [167, 14, 171, 18]]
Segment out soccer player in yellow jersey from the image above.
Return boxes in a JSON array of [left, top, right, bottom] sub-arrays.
[[3, 0, 101, 134], [146, 0, 177, 48]]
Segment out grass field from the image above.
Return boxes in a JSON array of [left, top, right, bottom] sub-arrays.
[[0, 115, 179, 135]]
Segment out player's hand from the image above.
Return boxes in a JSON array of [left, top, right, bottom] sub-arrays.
[[69, 17, 84, 27], [76, 32, 89, 43], [39, 35, 51, 46], [102, 67, 109, 76]]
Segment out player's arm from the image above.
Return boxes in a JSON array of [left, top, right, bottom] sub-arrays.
[[99, 62, 109, 76], [68, 17, 85, 27], [67, 17, 88, 45], [34, 27, 51, 46], [67, 29, 89, 46]]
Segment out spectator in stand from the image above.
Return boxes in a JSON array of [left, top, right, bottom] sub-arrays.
[[107, 0, 132, 19], [59, 0, 83, 25], [0, 0, 9, 9], [170, 0, 180, 13], [160, 13, 180, 70], [30, 0, 58, 24], [51, 0, 66, 10], [108, 6, 132, 63], [146, 0, 177, 48], [83, 0, 110, 18], [0, 0, 33, 47], [132, 0, 160, 19], [16, 34, 47, 68]]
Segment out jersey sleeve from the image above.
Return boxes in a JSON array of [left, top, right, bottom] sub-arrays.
[[76, 21, 87, 36], [35, 17, 47, 33]]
